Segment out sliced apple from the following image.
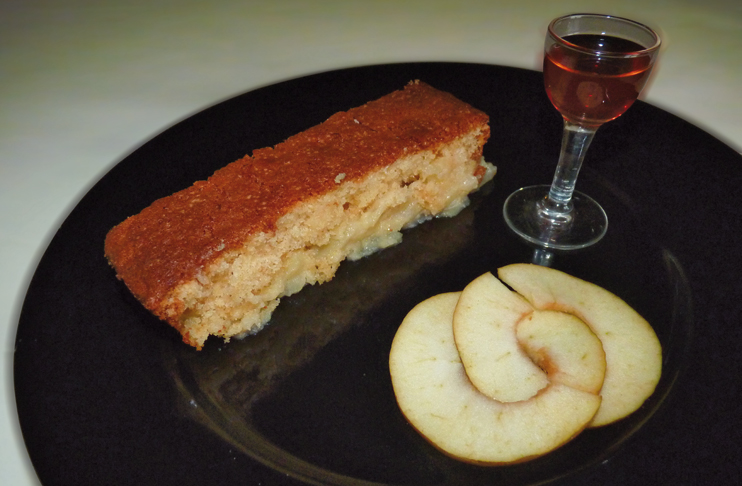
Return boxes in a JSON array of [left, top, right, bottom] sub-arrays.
[[453, 272, 548, 402], [498, 263, 662, 427], [516, 310, 606, 395], [389, 292, 601, 464]]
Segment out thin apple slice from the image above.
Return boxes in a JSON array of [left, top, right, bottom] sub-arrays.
[[498, 264, 662, 427], [516, 310, 606, 395], [389, 292, 601, 464], [453, 273, 548, 402]]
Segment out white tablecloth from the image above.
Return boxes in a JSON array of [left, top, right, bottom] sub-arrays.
[[2, 1, 740, 483]]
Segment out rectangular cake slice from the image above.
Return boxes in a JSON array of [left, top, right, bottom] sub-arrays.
[[104, 81, 494, 349]]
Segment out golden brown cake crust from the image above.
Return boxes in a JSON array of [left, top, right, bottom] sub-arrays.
[[104, 81, 489, 319]]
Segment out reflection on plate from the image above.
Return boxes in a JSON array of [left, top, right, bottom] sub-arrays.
[[15, 63, 704, 486]]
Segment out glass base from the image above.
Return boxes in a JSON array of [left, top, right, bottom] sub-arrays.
[[503, 185, 608, 251]]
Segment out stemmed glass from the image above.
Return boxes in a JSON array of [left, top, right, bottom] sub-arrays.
[[503, 14, 661, 250]]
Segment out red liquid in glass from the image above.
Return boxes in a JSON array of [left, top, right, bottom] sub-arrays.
[[544, 34, 653, 126]]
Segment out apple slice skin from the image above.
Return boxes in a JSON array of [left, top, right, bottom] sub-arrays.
[[389, 292, 601, 465], [498, 264, 662, 427], [453, 272, 549, 402]]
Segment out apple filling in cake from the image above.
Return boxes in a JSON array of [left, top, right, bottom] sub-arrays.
[[171, 143, 494, 348], [105, 81, 493, 349]]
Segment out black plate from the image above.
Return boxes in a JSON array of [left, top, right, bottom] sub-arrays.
[[14, 63, 742, 485]]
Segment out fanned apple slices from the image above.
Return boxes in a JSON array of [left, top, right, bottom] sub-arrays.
[[389, 292, 602, 465], [388, 264, 662, 464], [497, 264, 662, 427]]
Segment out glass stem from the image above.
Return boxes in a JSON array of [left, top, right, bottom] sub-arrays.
[[541, 120, 597, 219]]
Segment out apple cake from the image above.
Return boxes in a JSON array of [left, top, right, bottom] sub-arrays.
[[104, 81, 495, 349]]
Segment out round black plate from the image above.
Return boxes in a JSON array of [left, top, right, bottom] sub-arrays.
[[14, 63, 742, 485]]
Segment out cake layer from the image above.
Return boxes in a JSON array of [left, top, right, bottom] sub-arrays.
[[105, 81, 494, 348]]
